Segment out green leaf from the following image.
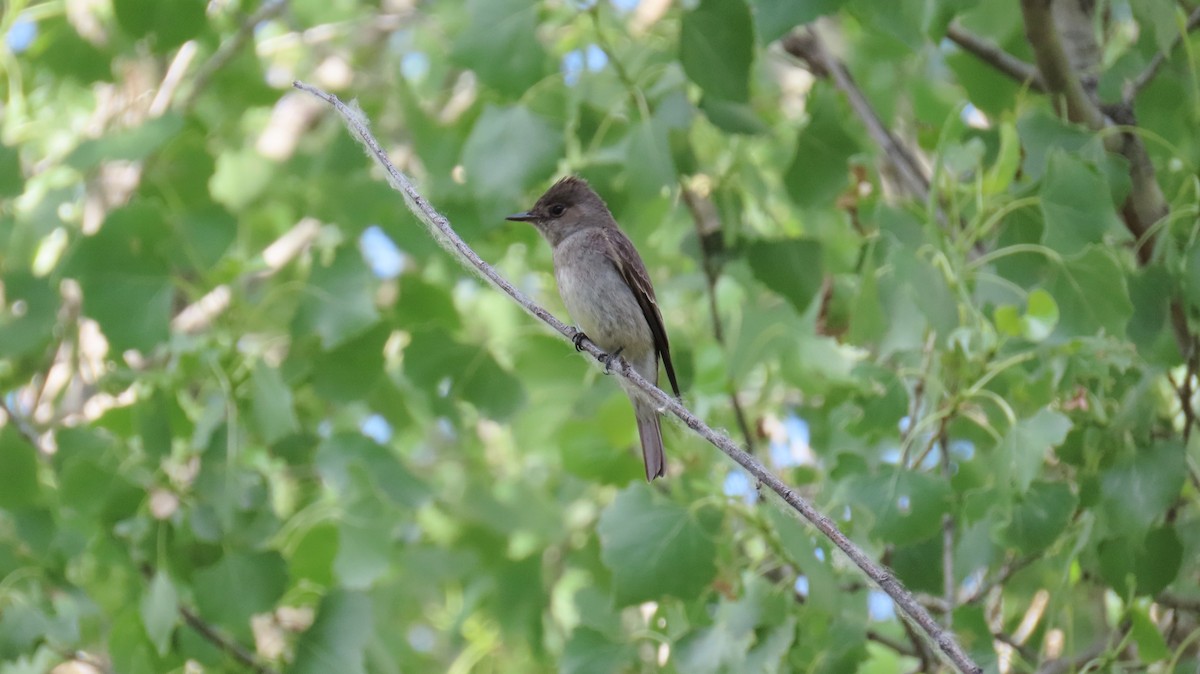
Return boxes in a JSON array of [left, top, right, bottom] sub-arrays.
[[998, 409, 1071, 492], [290, 523, 338, 587], [1183, 243, 1200, 313], [140, 571, 178, 656], [113, 0, 207, 50], [193, 551, 288, 637], [1021, 288, 1058, 342], [66, 114, 184, 171], [25, 18, 112, 83], [680, 0, 755, 102], [994, 304, 1021, 336], [750, 0, 847, 43], [315, 433, 430, 509], [1098, 526, 1183, 597], [674, 581, 769, 673], [982, 119, 1020, 195], [1039, 151, 1125, 256], [597, 484, 720, 605], [1129, 605, 1170, 663], [68, 203, 175, 352], [312, 324, 388, 403], [289, 591, 373, 674], [451, 0, 550, 98], [404, 328, 525, 420], [0, 143, 23, 198], [0, 427, 41, 510], [1100, 441, 1185, 535], [0, 273, 59, 361], [292, 245, 380, 350], [784, 85, 859, 208], [998, 481, 1077, 554], [461, 105, 563, 206], [845, 468, 949, 545], [562, 627, 635, 674], [745, 239, 824, 314], [1042, 246, 1132, 339], [698, 97, 769, 135], [249, 361, 300, 444], [624, 118, 677, 195], [1016, 109, 1098, 182]]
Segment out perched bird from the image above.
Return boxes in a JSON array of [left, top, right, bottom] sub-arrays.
[[508, 177, 681, 480]]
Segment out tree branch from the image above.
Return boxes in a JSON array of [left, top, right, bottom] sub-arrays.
[[292, 80, 984, 674], [182, 0, 289, 111], [680, 184, 758, 455], [180, 606, 279, 674], [780, 29, 931, 201], [1124, 4, 1200, 101], [1019, 0, 1106, 128], [945, 22, 1046, 92]]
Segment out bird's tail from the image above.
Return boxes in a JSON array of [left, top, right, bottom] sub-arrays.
[[635, 403, 665, 481]]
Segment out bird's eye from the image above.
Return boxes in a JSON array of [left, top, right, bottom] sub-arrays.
[[549, 203, 567, 217]]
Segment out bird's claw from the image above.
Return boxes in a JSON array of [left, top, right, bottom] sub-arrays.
[[600, 347, 624, 374], [572, 330, 588, 351]]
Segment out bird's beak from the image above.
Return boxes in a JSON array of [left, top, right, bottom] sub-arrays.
[[505, 211, 536, 222]]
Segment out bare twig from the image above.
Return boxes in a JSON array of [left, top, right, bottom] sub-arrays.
[[780, 29, 930, 201], [866, 628, 919, 658], [922, 554, 1038, 614], [183, 0, 289, 111], [180, 607, 279, 674], [0, 398, 44, 453], [1125, 4, 1200, 101], [680, 184, 757, 455], [1157, 592, 1200, 612], [293, 80, 984, 674], [939, 421, 955, 628], [946, 22, 1046, 92], [1034, 635, 1111, 674]]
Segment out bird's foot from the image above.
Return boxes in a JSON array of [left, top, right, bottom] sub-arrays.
[[572, 330, 588, 351], [600, 347, 624, 374]]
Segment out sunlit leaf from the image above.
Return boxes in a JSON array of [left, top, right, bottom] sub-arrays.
[[680, 0, 755, 102], [598, 484, 720, 605]]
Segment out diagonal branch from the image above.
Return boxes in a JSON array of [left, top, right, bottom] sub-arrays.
[[945, 22, 1046, 92], [293, 80, 984, 674], [180, 607, 279, 674], [680, 184, 758, 455], [780, 29, 931, 201], [1125, 4, 1200, 101]]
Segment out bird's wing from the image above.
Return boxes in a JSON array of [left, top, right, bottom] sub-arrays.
[[600, 228, 681, 398]]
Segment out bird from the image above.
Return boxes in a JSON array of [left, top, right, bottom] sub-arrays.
[[507, 176, 681, 480]]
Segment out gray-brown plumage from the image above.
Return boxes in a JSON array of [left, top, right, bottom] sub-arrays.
[[507, 176, 679, 480]]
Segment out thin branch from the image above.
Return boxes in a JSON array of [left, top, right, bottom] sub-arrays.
[[781, 29, 931, 201], [0, 398, 44, 453], [180, 607, 279, 674], [293, 80, 984, 674], [182, 0, 289, 111], [1125, 4, 1200, 101], [866, 628, 919, 658], [945, 22, 1046, 92], [939, 421, 955, 628], [1019, 0, 1106, 128], [680, 184, 757, 455], [1019, 0, 1187, 355], [920, 553, 1038, 615], [1033, 635, 1110, 674], [1157, 592, 1200, 612]]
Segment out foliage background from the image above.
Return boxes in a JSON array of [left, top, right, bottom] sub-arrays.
[[1, 0, 1199, 672]]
